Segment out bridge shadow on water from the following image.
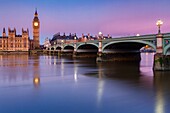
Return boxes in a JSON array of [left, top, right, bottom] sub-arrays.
[[60, 54, 147, 79], [97, 61, 141, 78], [77, 57, 142, 80]]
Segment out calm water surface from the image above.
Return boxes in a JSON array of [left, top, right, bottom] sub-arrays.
[[0, 53, 170, 113]]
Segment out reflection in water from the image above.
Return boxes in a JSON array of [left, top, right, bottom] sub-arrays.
[[154, 71, 170, 113], [97, 61, 141, 79], [74, 62, 78, 82], [1, 54, 170, 113], [97, 62, 104, 79], [61, 59, 64, 77], [140, 53, 154, 76], [33, 77, 40, 87], [97, 80, 104, 107], [32, 55, 40, 88], [155, 90, 164, 113], [96, 62, 105, 106], [54, 57, 57, 65], [0, 55, 29, 83]]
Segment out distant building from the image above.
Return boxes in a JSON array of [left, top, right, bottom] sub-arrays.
[[50, 32, 77, 46], [47, 32, 112, 48], [43, 37, 51, 48], [0, 9, 40, 52]]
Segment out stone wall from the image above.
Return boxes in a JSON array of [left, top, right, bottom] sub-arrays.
[[153, 54, 170, 71]]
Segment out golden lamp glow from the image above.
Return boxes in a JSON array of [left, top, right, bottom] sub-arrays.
[[145, 45, 149, 48], [156, 19, 163, 26], [33, 77, 40, 85], [34, 22, 39, 26]]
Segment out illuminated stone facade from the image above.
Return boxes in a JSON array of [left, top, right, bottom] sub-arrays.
[[0, 28, 29, 51], [0, 10, 40, 51]]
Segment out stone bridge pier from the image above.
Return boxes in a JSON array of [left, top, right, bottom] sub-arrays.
[[153, 34, 170, 71], [96, 39, 103, 62]]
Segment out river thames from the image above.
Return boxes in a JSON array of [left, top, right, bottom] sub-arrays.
[[0, 53, 170, 113]]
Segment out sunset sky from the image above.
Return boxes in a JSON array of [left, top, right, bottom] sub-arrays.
[[0, 0, 170, 44]]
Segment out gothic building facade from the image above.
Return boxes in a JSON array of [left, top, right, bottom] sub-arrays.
[[0, 10, 40, 52], [0, 28, 29, 51]]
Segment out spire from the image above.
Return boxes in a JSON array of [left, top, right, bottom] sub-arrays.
[[22, 28, 24, 33], [14, 28, 16, 33], [3, 28, 5, 33], [8, 27, 10, 32], [3, 28, 6, 37], [35, 8, 38, 17]]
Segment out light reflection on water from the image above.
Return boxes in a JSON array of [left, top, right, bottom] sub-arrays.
[[0, 53, 170, 113]]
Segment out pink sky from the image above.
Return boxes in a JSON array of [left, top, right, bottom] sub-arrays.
[[0, 0, 169, 44]]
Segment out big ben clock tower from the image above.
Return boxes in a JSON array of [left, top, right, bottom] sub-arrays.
[[33, 9, 40, 49]]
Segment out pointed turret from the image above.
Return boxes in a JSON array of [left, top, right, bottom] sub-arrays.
[[2, 28, 6, 37], [14, 28, 16, 32], [14, 28, 16, 36], [3, 28, 5, 33], [63, 32, 66, 36], [8, 27, 10, 33], [22, 28, 24, 33], [35, 8, 38, 17], [27, 28, 29, 35]]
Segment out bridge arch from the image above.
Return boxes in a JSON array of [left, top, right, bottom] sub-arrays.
[[63, 44, 74, 49], [164, 44, 170, 55], [102, 40, 156, 52], [51, 47, 55, 50], [56, 46, 62, 50], [76, 43, 98, 51], [64, 45, 74, 49]]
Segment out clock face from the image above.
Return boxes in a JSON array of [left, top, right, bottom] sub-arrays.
[[34, 22, 39, 27]]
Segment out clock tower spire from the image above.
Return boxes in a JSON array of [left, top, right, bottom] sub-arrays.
[[33, 9, 40, 49]]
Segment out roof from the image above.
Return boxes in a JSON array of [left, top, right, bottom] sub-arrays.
[[51, 33, 76, 42]]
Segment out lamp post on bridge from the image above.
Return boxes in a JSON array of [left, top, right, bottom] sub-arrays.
[[156, 19, 163, 54], [156, 19, 163, 34]]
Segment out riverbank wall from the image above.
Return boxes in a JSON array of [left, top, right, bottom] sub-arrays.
[[153, 54, 170, 71]]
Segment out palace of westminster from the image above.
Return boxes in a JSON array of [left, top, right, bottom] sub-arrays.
[[0, 10, 40, 51]]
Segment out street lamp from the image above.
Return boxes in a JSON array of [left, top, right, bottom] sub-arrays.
[[61, 40, 64, 44], [99, 32, 102, 36], [156, 19, 163, 34], [98, 32, 103, 40], [74, 36, 76, 40], [74, 36, 77, 43], [136, 34, 140, 36]]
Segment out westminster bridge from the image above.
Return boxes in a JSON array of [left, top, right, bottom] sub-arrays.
[[47, 33, 170, 55], [46, 33, 170, 71]]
